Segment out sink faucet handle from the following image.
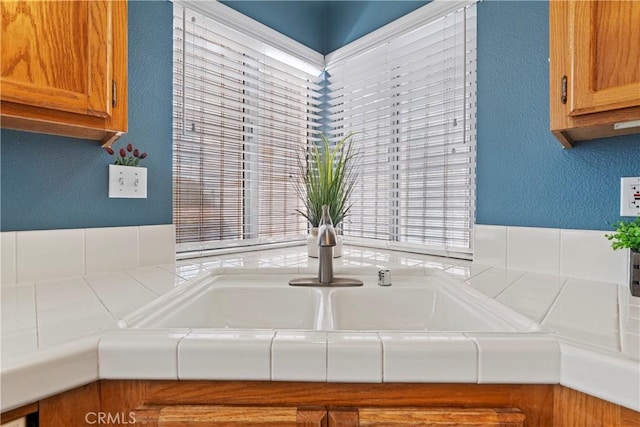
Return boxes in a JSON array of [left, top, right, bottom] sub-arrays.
[[378, 268, 392, 286], [318, 205, 337, 247]]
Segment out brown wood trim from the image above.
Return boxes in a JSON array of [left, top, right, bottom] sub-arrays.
[[0, 402, 38, 424], [328, 408, 358, 427], [139, 381, 550, 408]]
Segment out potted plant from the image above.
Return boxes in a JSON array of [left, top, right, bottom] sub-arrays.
[[294, 133, 360, 257], [605, 217, 640, 297]]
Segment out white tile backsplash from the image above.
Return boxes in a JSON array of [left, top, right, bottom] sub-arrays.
[[5, 225, 175, 284], [473, 225, 507, 268], [17, 229, 85, 283], [507, 227, 560, 274], [85, 227, 139, 275], [1, 232, 17, 286], [139, 225, 176, 266], [474, 225, 626, 285], [560, 229, 628, 284]]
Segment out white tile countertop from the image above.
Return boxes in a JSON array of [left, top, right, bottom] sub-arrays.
[[1, 245, 639, 413]]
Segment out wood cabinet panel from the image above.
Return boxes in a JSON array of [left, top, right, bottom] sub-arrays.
[[570, 0, 640, 115], [1, 1, 109, 117], [553, 385, 640, 427], [549, 0, 640, 147], [38, 382, 101, 427], [0, 0, 127, 146]]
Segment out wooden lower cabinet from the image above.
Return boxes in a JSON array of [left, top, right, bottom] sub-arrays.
[[3, 381, 639, 426]]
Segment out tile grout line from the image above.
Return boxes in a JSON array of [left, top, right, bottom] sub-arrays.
[[504, 226, 510, 270], [492, 270, 528, 300], [616, 284, 624, 354], [33, 281, 40, 349], [558, 228, 563, 276], [539, 277, 571, 326], [378, 332, 385, 383], [269, 332, 275, 381], [124, 268, 165, 296], [82, 228, 87, 277], [12, 231, 18, 285], [14, 231, 21, 285], [82, 276, 118, 324]]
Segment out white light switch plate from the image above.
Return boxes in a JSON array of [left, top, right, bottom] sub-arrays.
[[620, 177, 640, 216], [109, 164, 147, 198]]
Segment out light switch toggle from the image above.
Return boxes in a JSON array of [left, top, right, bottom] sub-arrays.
[[109, 164, 147, 199]]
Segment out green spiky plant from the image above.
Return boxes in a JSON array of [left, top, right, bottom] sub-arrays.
[[294, 133, 360, 228], [605, 217, 640, 251]]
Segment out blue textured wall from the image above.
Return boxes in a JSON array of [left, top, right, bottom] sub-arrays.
[[0, 1, 173, 231], [476, 0, 639, 231], [220, 1, 327, 53], [324, 1, 429, 54], [220, 1, 429, 55]]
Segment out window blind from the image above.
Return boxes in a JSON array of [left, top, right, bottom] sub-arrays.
[[172, 4, 323, 252], [326, 2, 477, 257]]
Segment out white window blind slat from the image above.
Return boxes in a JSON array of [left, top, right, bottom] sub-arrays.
[[328, 3, 476, 256], [173, 4, 321, 251]]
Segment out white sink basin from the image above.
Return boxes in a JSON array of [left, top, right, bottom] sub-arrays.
[[330, 287, 519, 332], [128, 286, 323, 330], [121, 273, 537, 332]]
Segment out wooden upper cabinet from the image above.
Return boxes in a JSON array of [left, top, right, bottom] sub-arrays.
[[1, 0, 128, 146], [550, 0, 640, 147]]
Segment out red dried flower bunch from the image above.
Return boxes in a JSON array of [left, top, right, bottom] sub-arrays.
[[105, 143, 148, 166]]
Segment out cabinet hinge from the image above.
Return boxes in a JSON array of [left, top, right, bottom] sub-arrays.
[[561, 76, 567, 104], [112, 80, 117, 108]]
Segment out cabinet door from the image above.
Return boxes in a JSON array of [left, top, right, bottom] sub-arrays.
[[133, 406, 327, 427], [1, 0, 112, 118], [328, 408, 525, 427], [568, 0, 640, 116], [0, 0, 127, 145]]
